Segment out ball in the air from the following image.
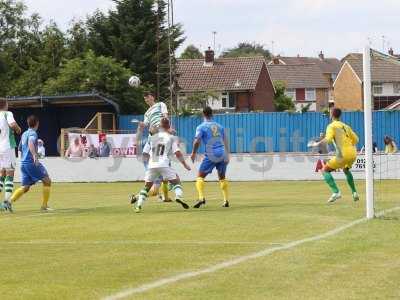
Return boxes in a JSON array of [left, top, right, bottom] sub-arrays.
[[128, 75, 141, 88]]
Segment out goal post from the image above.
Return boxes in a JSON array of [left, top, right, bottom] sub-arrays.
[[363, 45, 375, 219]]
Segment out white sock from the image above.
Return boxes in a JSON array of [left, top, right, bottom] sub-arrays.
[[4, 176, 13, 202], [173, 185, 183, 200], [137, 189, 148, 207]]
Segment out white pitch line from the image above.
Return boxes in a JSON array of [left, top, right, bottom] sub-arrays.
[[0, 240, 283, 246], [103, 206, 400, 300]]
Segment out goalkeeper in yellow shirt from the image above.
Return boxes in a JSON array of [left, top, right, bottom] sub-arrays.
[[312, 108, 360, 203]]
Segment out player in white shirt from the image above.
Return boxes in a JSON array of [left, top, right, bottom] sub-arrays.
[[0, 99, 21, 209], [130, 118, 191, 213], [136, 91, 171, 202], [138, 91, 169, 135]]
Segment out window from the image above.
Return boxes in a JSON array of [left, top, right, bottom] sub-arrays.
[[373, 84, 383, 95], [228, 93, 236, 108], [220, 92, 235, 109], [285, 88, 296, 100], [394, 83, 400, 94], [221, 93, 228, 108], [305, 88, 316, 101]]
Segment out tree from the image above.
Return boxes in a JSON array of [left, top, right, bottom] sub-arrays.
[[179, 90, 218, 115], [180, 45, 203, 59], [66, 19, 89, 58], [43, 51, 147, 113], [222, 42, 271, 59], [86, 0, 185, 103], [7, 21, 67, 96], [273, 81, 295, 112]]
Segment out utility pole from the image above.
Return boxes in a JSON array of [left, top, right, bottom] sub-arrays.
[[271, 40, 275, 56], [382, 35, 386, 52], [212, 31, 217, 51]]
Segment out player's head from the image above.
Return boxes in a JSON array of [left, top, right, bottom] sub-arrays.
[[0, 99, 8, 111], [203, 106, 213, 120], [331, 108, 342, 120], [160, 117, 170, 130], [27, 115, 39, 130], [144, 91, 156, 106]]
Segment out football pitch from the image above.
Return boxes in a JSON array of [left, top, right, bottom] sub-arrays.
[[0, 181, 399, 300]]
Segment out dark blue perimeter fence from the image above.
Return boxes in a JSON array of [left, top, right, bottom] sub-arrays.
[[119, 111, 400, 153]]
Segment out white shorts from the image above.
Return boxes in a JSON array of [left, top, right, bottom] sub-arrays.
[[0, 149, 16, 170], [145, 167, 177, 183]]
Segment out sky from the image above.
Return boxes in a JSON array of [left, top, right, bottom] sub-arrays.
[[25, 0, 400, 59]]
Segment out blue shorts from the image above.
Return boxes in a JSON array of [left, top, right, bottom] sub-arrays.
[[21, 163, 48, 186], [199, 156, 228, 177]]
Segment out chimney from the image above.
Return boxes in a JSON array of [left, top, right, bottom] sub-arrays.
[[389, 47, 394, 56], [272, 57, 280, 64], [318, 51, 324, 60], [204, 47, 215, 66]]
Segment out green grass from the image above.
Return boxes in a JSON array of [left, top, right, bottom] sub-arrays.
[[0, 181, 399, 300]]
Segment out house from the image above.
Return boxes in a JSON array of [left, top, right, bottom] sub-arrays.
[[176, 49, 275, 112], [334, 51, 400, 110], [267, 52, 341, 111], [389, 48, 400, 60]]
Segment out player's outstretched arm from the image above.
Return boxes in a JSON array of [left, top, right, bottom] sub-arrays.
[[28, 139, 39, 165], [175, 151, 191, 171], [223, 130, 230, 163], [10, 122, 22, 135], [142, 141, 151, 163], [190, 139, 201, 163], [7, 112, 22, 135]]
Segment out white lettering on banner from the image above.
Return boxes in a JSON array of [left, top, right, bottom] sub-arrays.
[[67, 133, 137, 157], [352, 157, 377, 172]]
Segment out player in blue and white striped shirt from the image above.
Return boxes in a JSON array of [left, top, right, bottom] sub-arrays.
[[135, 91, 170, 203]]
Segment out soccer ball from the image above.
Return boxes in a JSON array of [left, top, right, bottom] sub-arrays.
[[128, 75, 141, 88]]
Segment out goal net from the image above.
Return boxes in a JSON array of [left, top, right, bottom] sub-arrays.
[[364, 47, 400, 219]]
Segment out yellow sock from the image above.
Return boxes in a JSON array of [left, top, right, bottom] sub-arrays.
[[219, 179, 229, 202], [42, 185, 51, 208], [161, 181, 169, 200], [10, 187, 25, 203], [149, 186, 158, 197], [196, 177, 205, 200]]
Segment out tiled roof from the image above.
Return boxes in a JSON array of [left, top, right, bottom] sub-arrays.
[[176, 56, 265, 92], [343, 53, 400, 83], [271, 56, 341, 74], [267, 64, 330, 89]]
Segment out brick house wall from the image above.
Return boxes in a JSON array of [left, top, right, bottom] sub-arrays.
[[333, 63, 363, 110], [236, 92, 252, 112], [316, 88, 329, 111], [249, 64, 275, 111]]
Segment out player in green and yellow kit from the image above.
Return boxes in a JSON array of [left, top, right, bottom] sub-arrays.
[[312, 108, 360, 203]]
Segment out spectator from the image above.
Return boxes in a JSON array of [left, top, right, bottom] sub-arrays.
[[99, 135, 111, 157], [65, 137, 85, 158], [37, 139, 46, 158], [88, 144, 98, 158], [360, 141, 378, 154], [384, 136, 397, 154]]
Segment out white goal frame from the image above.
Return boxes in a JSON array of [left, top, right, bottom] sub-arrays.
[[363, 45, 375, 219]]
